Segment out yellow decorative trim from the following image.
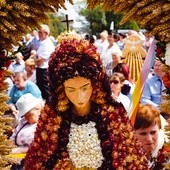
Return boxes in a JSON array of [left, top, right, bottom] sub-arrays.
[[6, 153, 26, 159]]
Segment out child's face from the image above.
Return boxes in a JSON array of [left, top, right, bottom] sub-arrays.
[[24, 107, 40, 124]]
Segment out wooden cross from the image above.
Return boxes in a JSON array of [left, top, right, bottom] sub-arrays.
[[61, 14, 73, 32]]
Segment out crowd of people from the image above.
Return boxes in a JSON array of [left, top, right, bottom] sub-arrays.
[[5, 25, 169, 169]]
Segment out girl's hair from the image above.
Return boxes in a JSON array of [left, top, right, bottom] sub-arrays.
[[48, 38, 112, 111], [134, 104, 161, 130]]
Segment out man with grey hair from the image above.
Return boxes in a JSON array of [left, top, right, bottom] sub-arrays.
[[34, 24, 55, 101]]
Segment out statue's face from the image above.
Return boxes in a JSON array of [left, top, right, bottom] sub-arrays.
[[64, 76, 93, 109]]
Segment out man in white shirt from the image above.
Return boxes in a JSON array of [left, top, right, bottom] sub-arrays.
[[35, 24, 55, 101]]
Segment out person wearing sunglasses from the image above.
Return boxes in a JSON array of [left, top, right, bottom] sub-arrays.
[[110, 72, 131, 114], [106, 50, 135, 102]]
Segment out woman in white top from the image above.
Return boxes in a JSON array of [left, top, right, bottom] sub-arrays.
[[110, 72, 131, 113], [100, 33, 121, 67]]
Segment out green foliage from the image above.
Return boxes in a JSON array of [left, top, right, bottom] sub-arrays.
[[80, 6, 107, 34], [48, 13, 66, 39], [118, 21, 140, 31], [105, 11, 140, 31], [79, 5, 140, 35]]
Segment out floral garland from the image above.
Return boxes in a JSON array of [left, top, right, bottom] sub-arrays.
[[48, 38, 103, 98], [153, 40, 170, 169], [24, 35, 149, 169], [150, 146, 169, 170], [24, 102, 149, 170], [57, 31, 82, 44]]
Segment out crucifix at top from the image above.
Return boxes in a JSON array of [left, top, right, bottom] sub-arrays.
[[61, 14, 73, 32]]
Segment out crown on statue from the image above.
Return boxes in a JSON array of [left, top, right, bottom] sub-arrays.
[[57, 30, 82, 44]]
